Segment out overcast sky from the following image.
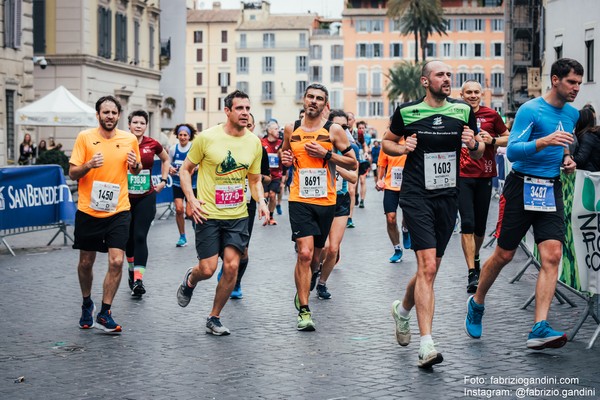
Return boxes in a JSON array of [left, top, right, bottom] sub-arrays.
[[193, 0, 345, 18]]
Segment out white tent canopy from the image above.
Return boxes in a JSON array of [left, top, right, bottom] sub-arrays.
[[15, 85, 97, 127]]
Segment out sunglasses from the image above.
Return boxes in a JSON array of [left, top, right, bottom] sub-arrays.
[[341, 124, 350, 130]]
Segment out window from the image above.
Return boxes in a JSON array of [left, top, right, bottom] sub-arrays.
[[218, 72, 231, 88], [310, 45, 322, 59], [356, 43, 368, 58], [196, 123, 203, 132], [455, 72, 468, 88], [262, 56, 275, 73], [372, 20, 384, 32], [217, 97, 223, 111], [445, 19, 453, 32], [459, 42, 468, 57], [310, 66, 322, 82], [33, 0, 46, 53], [493, 42, 503, 57], [371, 70, 382, 95], [472, 72, 484, 85], [196, 72, 203, 86], [330, 90, 342, 109], [586, 29, 594, 82], [265, 109, 272, 122], [492, 19, 504, 31], [221, 48, 228, 62], [194, 30, 203, 43], [240, 33, 246, 48], [473, 19, 483, 31], [263, 33, 275, 48], [426, 43, 437, 58], [331, 45, 344, 60], [296, 56, 307, 73], [358, 71, 368, 95], [442, 43, 453, 58], [373, 43, 383, 58], [296, 80, 307, 101], [458, 19, 469, 31], [491, 72, 504, 89], [554, 35, 563, 59], [331, 66, 344, 83], [115, 13, 128, 62], [221, 30, 228, 43], [237, 81, 249, 94], [262, 81, 274, 101], [193, 97, 206, 111], [196, 48, 203, 62], [390, 19, 401, 32], [473, 43, 483, 58], [356, 19, 370, 32], [237, 57, 249, 74], [98, 7, 112, 58], [358, 100, 367, 117], [134, 21, 140, 64], [492, 102, 503, 116], [390, 42, 403, 58], [369, 101, 384, 117], [299, 32, 307, 47], [149, 25, 155, 67], [5, 90, 15, 161]]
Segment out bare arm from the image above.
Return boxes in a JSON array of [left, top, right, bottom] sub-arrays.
[[155, 149, 170, 192], [248, 172, 269, 221], [69, 152, 103, 180], [382, 130, 416, 157], [337, 165, 358, 184], [179, 158, 208, 223]]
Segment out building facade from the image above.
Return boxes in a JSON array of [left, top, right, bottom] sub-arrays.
[[1, 0, 35, 166], [342, 0, 505, 135], [544, 0, 599, 113], [32, 0, 162, 152]]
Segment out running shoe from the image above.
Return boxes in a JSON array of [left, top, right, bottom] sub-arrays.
[[418, 342, 443, 368], [310, 269, 321, 291], [276, 204, 282, 215], [391, 300, 411, 346], [177, 267, 195, 307], [297, 310, 316, 331], [346, 218, 355, 228], [95, 310, 122, 334], [230, 283, 243, 299], [359, 200, 365, 208], [206, 316, 230, 336], [402, 231, 411, 250], [464, 295, 485, 339], [389, 248, 403, 263], [79, 302, 95, 329], [526, 321, 567, 350], [316, 283, 331, 299], [268, 218, 278, 226], [131, 279, 146, 297], [466, 270, 479, 294], [176, 236, 187, 247]]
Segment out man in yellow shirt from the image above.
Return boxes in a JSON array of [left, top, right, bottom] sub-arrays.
[[69, 95, 141, 334], [176, 90, 269, 335]]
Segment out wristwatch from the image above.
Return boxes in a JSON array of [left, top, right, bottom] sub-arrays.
[[324, 150, 333, 160], [160, 178, 168, 184], [491, 138, 496, 146], [468, 141, 480, 151]]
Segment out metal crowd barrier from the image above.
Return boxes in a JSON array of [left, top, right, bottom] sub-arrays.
[[0, 221, 73, 256]]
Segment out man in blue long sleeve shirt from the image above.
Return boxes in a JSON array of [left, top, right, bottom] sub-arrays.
[[465, 58, 583, 351]]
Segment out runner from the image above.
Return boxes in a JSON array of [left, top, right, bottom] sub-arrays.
[[125, 110, 170, 297], [176, 90, 268, 335], [375, 143, 410, 263], [382, 60, 483, 368], [371, 139, 381, 184], [355, 120, 371, 208], [465, 58, 582, 350], [458, 80, 509, 293], [69, 95, 141, 333], [169, 124, 198, 247], [282, 83, 356, 331], [261, 121, 283, 226], [315, 109, 358, 300]]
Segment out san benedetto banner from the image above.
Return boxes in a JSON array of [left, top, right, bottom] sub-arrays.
[[565, 170, 600, 295]]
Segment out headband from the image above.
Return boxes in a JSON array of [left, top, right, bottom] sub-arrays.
[[177, 125, 191, 135]]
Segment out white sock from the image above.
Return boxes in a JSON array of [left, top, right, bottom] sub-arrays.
[[398, 304, 410, 318], [394, 244, 402, 251], [420, 335, 433, 347]]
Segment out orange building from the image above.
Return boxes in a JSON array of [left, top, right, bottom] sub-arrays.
[[342, 0, 505, 136]]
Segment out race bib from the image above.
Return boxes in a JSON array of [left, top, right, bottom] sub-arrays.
[[127, 169, 151, 195], [335, 171, 343, 192], [215, 184, 244, 208], [90, 181, 120, 212], [268, 153, 279, 169], [299, 168, 327, 198], [244, 179, 251, 203], [523, 177, 556, 212], [391, 166, 403, 189], [424, 152, 456, 190]]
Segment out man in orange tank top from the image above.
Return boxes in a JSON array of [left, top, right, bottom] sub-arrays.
[[281, 84, 357, 331]]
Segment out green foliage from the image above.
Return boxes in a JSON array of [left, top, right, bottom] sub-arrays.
[[386, 61, 426, 103], [36, 149, 70, 175]]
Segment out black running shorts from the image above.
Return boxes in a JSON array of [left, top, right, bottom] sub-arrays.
[[73, 210, 131, 253], [289, 201, 335, 248], [194, 218, 249, 259]]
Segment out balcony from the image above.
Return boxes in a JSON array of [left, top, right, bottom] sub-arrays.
[[357, 86, 368, 96]]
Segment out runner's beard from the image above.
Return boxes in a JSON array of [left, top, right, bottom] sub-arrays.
[[100, 119, 117, 132]]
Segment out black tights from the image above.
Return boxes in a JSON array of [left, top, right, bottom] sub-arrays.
[[126, 192, 156, 267]]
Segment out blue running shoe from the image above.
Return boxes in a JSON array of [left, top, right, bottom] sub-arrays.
[[79, 302, 95, 329], [276, 204, 282, 215], [465, 295, 484, 339], [389, 248, 403, 263], [402, 231, 411, 250], [346, 218, 355, 228], [230, 283, 243, 299], [526, 320, 567, 350], [95, 310, 122, 334], [176, 236, 187, 247]]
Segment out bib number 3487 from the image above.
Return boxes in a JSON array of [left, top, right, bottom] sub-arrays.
[[523, 177, 556, 212]]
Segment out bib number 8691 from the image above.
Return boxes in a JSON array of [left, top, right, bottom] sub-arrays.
[[305, 176, 321, 186]]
